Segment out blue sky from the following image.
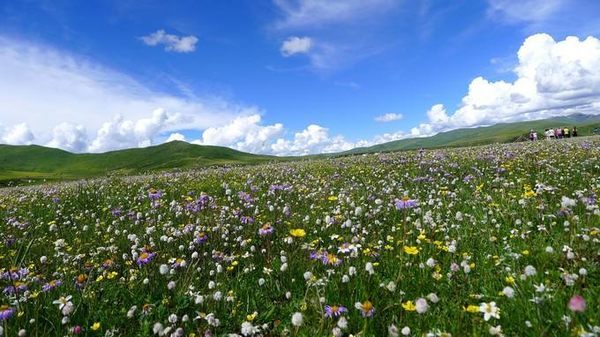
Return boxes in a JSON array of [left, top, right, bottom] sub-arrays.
[[1, 0, 599, 154]]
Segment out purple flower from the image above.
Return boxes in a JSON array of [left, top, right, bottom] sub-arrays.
[[148, 189, 163, 200], [42, 279, 62, 292], [324, 305, 348, 318], [194, 232, 208, 245], [136, 251, 157, 266], [395, 197, 418, 209], [0, 305, 15, 321], [258, 223, 274, 236]]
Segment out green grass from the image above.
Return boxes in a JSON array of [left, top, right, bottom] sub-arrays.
[[0, 138, 598, 336]]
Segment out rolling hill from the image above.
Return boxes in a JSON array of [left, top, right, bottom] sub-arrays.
[[1, 114, 599, 186], [0, 141, 280, 186], [344, 113, 600, 154]]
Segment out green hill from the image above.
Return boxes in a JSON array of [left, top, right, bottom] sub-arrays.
[[344, 114, 600, 154], [0, 141, 279, 186]]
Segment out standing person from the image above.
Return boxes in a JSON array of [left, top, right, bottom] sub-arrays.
[[545, 128, 555, 140], [572, 126, 578, 137], [533, 130, 538, 141], [564, 126, 570, 138], [529, 130, 534, 141], [555, 127, 562, 139]]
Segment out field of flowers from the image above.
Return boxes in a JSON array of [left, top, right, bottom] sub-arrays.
[[1, 138, 599, 337]]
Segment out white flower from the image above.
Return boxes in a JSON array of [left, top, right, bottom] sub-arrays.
[[168, 314, 178, 324], [489, 325, 503, 336], [426, 258, 436, 267], [240, 321, 259, 336], [291, 312, 303, 327], [280, 263, 288, 272], [0, 325, 4, 336], [159, 264, 169, 275], [545, 246, 554, 253], [153, 322, 164, 336], [415, 298, 429, 314], [303, 271, 313, 281], [127, 306, 137, 318], [337, 316, 348, 329], [388, 324, 399, 337], [365, 262, 375, 275], [561, 196, 576, 208], [426, 293, 439, 303], [342, 275, 350, 283], [502, 287, 515, 298], [167, 281, 176, 290], [524, 265, 537, 277], [18, 329, 26, 337], [258, 278, 265, 286], [386, 281, 397, 292], [401, 326, 411, 336], [479, 302, 500, 321]]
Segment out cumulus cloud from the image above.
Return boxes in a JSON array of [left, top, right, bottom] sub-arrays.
[[281, 36, 313, 56], [1, 123, 34, 145], [191, 114, 354, 156], [165, 132, 186, 142], [46, 123, 88, 152], [89, 109, 180, 152], [140, 30, 198, 53], [374, 113, 403, 122], [406, 34, 600, 138]]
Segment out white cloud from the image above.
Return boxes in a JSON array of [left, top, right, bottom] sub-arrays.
[[375, 113, 403, 122], [407, 34, 600, 137], [487, 0, 564, 24], [0, 36, 256, 151], [281, 36, 313, 56], [192, 114, 354, 156], [272, 0, 399, 71], [165, 132, 186, 142], [140, 30, 198, 53], [89, 109, 180, 152], [46, 123, 88, 152], [273, 0, 397, 29], [1, 123, 34, 145], [193, 114, 284, 154]]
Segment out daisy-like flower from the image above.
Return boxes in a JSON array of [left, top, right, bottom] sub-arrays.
[[53, 295, 74, 316], [479, 302, 500, 321], [258, 223, 274, 236], [0, 305, 15, 321], [402, 300, 416, 312], [395, 197, 418, 209], [322, 253, 342, 266], [194, 232, 209, 244], [355, 300, 375, 317], [137, 251, 157, 266], [324, 305, 348, 318], [42, 279, 62, 292]]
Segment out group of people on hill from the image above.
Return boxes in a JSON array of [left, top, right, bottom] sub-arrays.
[[529, 126, 578, 141]]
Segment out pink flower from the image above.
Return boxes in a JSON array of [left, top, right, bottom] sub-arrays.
[[568, 295, 586, 312]]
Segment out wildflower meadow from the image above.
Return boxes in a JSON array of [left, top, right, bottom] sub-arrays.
[[1, 138, 599, 337]]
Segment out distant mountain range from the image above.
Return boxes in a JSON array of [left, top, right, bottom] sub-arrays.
[[1, 113, 599, 185]]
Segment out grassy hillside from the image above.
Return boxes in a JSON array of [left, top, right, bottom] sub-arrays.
[[345, 114, 600, 154], [0, 141, 279, 186]]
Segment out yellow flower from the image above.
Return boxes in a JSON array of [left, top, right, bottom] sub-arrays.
[[505, 276, 515, 284], [464, 305, 479, 313], [246, 311, 258, 321], [91, 322, 101, 331], [290, 229, 306, 238], [402, 300, 416, 311], [403, 246, 419, 255], [327, 196, 338, 201], [107, 271, 118, 279]]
